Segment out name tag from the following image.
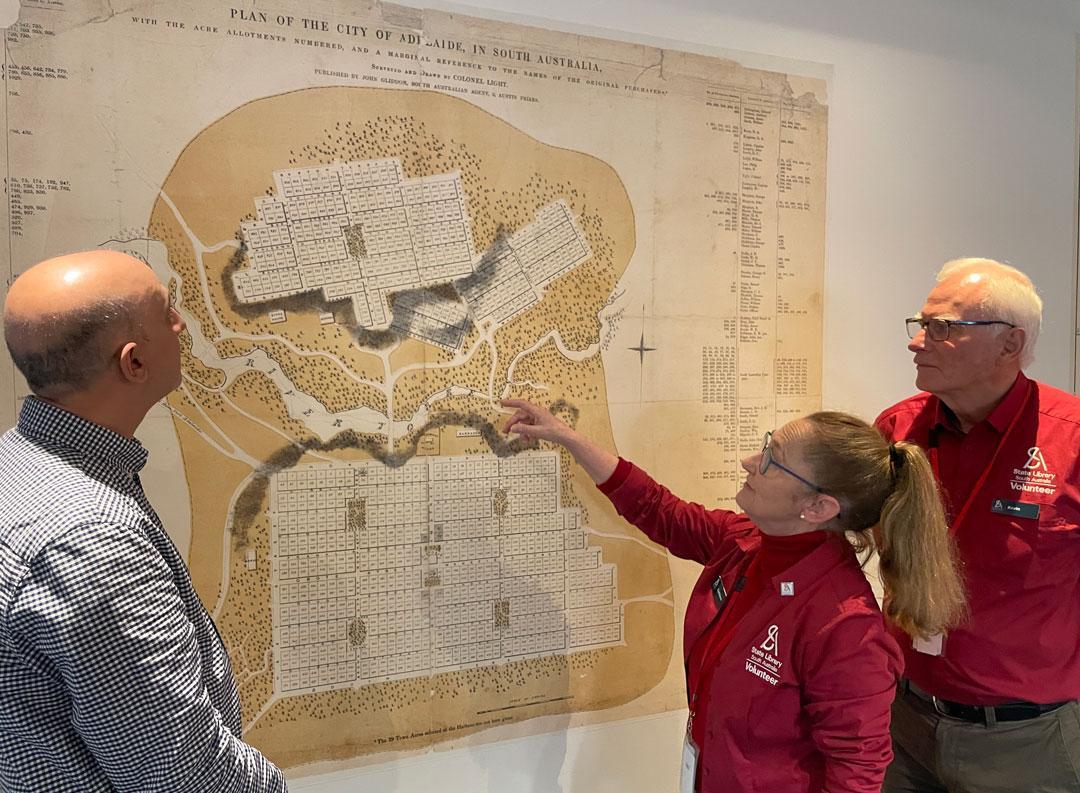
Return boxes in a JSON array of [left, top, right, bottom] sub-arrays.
[[991, 499, 1041, 520], [913, 633, 944, 656], [680, 732, 699, 793], [711, 576, 728, 610]]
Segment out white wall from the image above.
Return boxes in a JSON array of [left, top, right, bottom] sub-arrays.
[[291, 1, 1080, 789], [445, 0, 1080, 415]]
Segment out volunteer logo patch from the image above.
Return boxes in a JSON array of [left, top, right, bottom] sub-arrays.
[[745, 624, 782, 686], [1011, 446, 1057, 496], [1024, 446, 1048, 471]]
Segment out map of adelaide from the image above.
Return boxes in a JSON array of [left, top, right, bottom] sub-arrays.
[[0, 0, 826, 772]]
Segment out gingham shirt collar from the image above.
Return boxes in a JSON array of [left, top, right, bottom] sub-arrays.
[[17, 396, 148, 476]]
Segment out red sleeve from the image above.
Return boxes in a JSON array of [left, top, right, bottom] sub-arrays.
[[597, 459, 748, 566], [597, 457, 633, 494], [800, 603, 903, 793]]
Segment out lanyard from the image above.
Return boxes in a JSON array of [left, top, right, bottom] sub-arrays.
[[928, 380, 1032, 533], [685, 557, 755, 731]]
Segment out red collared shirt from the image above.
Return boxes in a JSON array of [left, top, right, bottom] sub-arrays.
[[876, 373, 1080, 705], [599, 460, 900, 793]]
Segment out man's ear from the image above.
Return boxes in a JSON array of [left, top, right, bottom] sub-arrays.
[[801, 493, 841, 525], [118, 341, 148, 384], [1000, 327, 1026, 363]]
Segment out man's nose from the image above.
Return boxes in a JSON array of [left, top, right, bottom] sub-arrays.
[[908, 328, 926, 353]]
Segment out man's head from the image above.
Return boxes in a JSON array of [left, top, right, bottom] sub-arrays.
[[908, 258, 1041, 408], [4, 250, 185, 432]]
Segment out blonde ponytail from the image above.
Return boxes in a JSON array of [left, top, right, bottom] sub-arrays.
[[876, 442, 967, 639], [801, 413, 966, 640]]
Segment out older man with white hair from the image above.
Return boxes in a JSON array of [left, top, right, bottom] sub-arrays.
[[877, 258, 1080, 792]]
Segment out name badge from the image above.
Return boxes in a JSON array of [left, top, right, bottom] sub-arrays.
[[711, 575, 728, 611], [991, 499, 1041, 520], [680, 732, 699, 793], [913, 633, 944, 657]]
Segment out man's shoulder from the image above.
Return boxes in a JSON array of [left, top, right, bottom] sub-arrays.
[[0, 428, 99, 502], [874, 392, 935, 431], [0, 429, 135, 562], [1032, 379, 1080, 429]]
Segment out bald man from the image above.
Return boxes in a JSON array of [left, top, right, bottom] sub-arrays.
[[876, 259, 1080, 793], [0, 251, 286, 792]]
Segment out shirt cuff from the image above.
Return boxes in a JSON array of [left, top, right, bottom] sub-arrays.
[[597, 457, 632, 494]]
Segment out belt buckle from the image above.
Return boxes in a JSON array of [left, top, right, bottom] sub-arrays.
[[931, 695, 949, 718]]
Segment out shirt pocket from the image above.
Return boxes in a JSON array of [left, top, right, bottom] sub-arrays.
[[1032, 502, 1080, 581], [970, 498, 1069, 576]]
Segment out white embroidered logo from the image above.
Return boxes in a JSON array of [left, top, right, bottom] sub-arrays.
[[760, 624, 779, 652], [1024, 446, 1048, 471], [1011, 446, 1056, 496], [745, 624, 782, 686]]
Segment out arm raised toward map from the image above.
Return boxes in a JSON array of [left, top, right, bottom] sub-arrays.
[[501, 398, 618, 484], [500, 398, 742, 565]]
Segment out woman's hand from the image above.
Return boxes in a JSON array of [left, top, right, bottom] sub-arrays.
[[501, 399, 575, 445], [500, 398, 618, 484]]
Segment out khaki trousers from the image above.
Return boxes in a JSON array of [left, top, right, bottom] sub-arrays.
[[884, 686, 1080, 793]]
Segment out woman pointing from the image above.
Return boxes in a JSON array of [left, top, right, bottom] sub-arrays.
[[502, 399, 965, 793]]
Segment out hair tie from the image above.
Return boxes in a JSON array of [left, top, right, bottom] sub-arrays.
[[888, 442, 904, 475]]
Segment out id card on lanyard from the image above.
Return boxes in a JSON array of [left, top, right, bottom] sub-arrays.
[[680, 727, 699, 793], [680, 568, 749, 792]]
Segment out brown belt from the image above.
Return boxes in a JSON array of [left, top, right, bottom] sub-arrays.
[[901, 678, 1070, 725]]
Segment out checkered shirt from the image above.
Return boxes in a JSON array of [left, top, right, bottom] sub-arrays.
[[0, 398, 286, 792]]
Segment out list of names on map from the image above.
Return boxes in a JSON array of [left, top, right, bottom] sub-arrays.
[[1, 0, 826, 768]]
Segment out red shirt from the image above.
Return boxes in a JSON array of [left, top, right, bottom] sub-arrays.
[[876, 373, 1080, 705], [600, 460, 901, 793], [686, 530, 828, 751]]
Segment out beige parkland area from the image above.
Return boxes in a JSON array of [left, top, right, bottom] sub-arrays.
[[148, 86, 676, 768]]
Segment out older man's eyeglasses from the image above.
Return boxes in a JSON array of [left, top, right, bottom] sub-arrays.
[[759, 432, 826, 493], [905, 316, 1016, 342]]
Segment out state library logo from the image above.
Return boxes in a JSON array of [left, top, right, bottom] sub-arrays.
[[1011, 446, 1057, 496], [745, 624, 782, 686]]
